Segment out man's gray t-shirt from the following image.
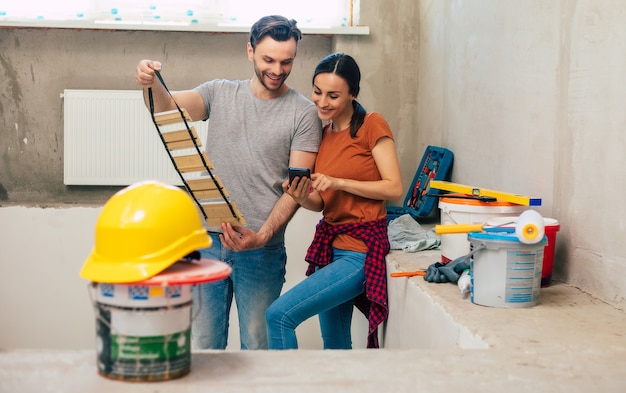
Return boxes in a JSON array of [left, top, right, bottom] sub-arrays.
[[193, 79, 322, 243]]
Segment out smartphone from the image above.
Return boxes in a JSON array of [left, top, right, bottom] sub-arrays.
[[288, 167, 311, 185]]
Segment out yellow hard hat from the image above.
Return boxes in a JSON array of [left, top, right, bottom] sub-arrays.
[[80, 181, 211, 283]]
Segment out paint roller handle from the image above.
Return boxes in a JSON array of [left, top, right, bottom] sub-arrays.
[[435, 223, 485, 234]]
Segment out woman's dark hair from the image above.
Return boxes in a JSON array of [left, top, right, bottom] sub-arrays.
[[249, 15, 302, 51], [313, 53, 367, 138]]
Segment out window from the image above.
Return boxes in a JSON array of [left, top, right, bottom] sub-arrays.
[[0, 0, 368, 34]]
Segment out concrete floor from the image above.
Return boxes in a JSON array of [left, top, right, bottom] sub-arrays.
[[1, 249, 626, 392]]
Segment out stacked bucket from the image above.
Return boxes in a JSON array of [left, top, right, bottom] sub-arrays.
[[436, 193, 560, 308], [79, 181, 230, 382]]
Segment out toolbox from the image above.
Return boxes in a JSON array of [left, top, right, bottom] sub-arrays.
[[387, 145, 454, 221]]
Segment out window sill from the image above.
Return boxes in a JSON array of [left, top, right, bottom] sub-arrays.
[[0, 20, 370, 35]]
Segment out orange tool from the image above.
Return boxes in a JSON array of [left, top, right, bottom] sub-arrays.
[[390, 270, 427, 278]]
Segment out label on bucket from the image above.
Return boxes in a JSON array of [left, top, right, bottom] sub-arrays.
[[504, 249, 542, 303], [110, 331, 190, 361], [96, 282, 192, 307], [96, 302, 191, 381]]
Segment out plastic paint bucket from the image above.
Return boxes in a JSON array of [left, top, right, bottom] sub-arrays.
[[487, 217, 560, 287], [84, 259, 232, 382], [468, 231, 546, 308], [541, 219, 560, 287], [438, 196, 528, 262], [93, 282, 193, 382]]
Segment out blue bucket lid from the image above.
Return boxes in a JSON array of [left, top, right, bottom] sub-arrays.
[[468, 230, 547, 243], [468, 231, 519, 242]]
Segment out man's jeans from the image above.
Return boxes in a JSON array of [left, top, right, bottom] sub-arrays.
[[192, 233, 287, 350], [265, 248, 366, 350]]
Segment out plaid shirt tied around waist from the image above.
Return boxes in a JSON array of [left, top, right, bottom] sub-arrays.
[[305, 217, 390, 348]]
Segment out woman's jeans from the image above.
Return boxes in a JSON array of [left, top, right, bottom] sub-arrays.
[[266, 248, 366, 350], [192, 233, 287, 350]]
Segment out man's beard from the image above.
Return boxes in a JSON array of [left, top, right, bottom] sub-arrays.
[[253, 62, 288, 92]]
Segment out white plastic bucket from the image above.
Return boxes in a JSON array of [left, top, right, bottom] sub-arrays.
[[93, 282, 193, 382], [468, 231, 546, 308], [438, 196, 528, 262], [487, 216, 561, 287]]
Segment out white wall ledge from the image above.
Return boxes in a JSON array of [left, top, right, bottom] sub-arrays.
[[1, 346, 625, 392], [0, 20, 370, 35], [384, 249, 626, 353], [1, 249, 625, 392]]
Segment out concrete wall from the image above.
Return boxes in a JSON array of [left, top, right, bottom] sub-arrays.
[[335, 0, 626, 305], [414, 0, 626, 305], [0, 27, 330, 203], [0, 205, 359, 350], [1, 0, 626, 349]]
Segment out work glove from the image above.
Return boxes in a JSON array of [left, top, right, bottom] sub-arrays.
[[424, 254, 471, 284], [424, 262, 448, 283]]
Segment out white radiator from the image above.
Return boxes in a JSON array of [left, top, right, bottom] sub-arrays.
[[63, 89, 208, 186]]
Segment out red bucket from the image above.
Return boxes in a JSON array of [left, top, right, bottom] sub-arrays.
[[541, 219, 560, 287]]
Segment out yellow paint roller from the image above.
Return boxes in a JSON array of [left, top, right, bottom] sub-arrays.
[[435, 209, 545, 244]]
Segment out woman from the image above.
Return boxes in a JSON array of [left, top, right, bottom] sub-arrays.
[[266, 53, 403, 349]]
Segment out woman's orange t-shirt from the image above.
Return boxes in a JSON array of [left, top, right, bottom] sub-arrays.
[[315, 112, 394, 253]]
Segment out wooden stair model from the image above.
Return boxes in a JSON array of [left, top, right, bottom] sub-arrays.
[[153, 108, 246, 227]]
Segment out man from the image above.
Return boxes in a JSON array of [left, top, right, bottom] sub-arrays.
[[135, 15, 322, 349]]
